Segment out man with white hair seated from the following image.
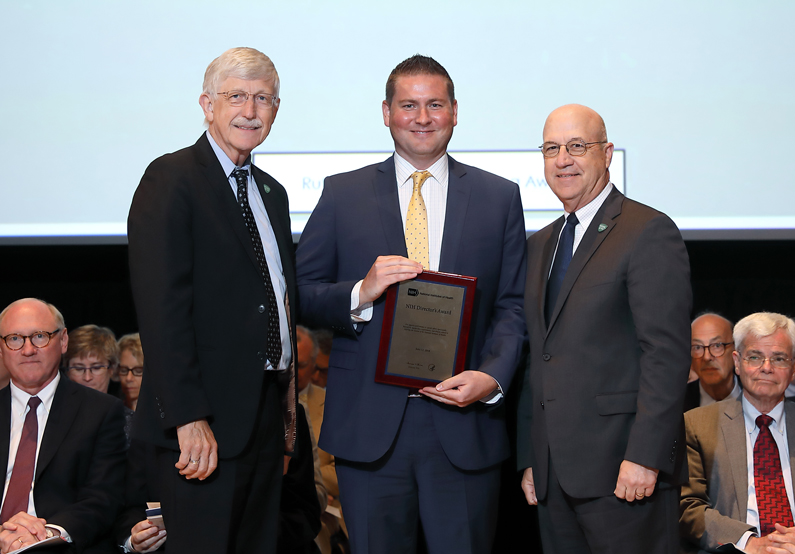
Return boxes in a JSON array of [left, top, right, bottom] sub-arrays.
[[681, 312, 795, 553]]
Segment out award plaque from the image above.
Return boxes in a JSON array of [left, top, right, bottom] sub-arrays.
[[375, 271, 477, 388]]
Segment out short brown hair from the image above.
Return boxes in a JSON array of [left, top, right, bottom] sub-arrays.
[[385, 54, 454, 106], [65, 325, 119, 368], [118, 333, 143, 364]]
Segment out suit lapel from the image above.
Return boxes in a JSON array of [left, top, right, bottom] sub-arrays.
[[36, 378, 80, 480], [721, 397, 749, 513], [786, 400, 795, 486], [546, 187, 623, 333], [195, 135, 263, 275], [538, 218, 563, 337], [438, 157, 471, 272], [374, 157, 409, 257], [0, 387, 10, 474]]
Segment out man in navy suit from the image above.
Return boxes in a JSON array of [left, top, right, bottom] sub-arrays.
[[296, 55, 526, 554]]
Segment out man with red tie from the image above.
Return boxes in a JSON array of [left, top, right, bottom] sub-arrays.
[[0, 298, 126, 553], [681, 312, 795, 553]]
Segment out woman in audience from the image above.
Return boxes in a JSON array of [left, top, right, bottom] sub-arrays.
[[64, 324, 119, 394], [118, 333, 144, 411]]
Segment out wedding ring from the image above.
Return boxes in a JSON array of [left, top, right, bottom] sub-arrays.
[[635, 491, 645, 498], [190, 459, 199, 465]]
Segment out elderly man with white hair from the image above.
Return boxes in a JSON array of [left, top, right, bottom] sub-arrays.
[[128, 47, 298, 554], [681, 312, 795, 554]]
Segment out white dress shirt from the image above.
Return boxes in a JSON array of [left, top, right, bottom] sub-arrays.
[[735, 397, 794, 551], [207, 131, 292, 371], [548, 183, 614, 276], [2, 372, 70, 540]]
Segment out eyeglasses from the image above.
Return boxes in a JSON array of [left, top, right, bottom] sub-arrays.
[[691, 342, 733, 358], [216, 90, 278, 108], [0, 329, 62, 351], [118, 365, 143, 377], [539, 139, 607, 158], [67, 365, 111, 375], [740, 354, 793, 370]]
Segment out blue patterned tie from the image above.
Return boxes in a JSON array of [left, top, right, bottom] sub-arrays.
[[545, 213, 578, 326], [232, 168, 282, 366]]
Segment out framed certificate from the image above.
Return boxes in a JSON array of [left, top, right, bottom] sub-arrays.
[[375, 271, 477, 389]]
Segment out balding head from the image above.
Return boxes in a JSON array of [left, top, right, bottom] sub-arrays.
[[0, 298, 68, 395], [690, 313, 735, 402], [541, 104, 613, 213]]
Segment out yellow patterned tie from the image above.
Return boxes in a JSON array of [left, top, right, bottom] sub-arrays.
[[406, 170, 432, 270]]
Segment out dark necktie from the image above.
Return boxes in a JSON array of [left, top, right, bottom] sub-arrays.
[[232, 168, 282, 366], [754, 414, 794, 535], [1, 397, 42, 523], [545, 213, 579, 326]]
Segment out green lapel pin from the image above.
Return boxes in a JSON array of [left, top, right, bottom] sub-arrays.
[[262, 184, 271, 194], [598, 223, 608, 232]]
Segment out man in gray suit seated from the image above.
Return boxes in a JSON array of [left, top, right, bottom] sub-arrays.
[[681, 312, 795, 553]]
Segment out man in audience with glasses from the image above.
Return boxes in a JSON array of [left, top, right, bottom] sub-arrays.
[[0, 298, 126, 552], [681, 312, 795, 553], [684, 313, 741, 412]]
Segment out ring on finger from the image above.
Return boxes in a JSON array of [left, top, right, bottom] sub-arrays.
[[635, 491, 645, 498], [189, 459, 199, 465]]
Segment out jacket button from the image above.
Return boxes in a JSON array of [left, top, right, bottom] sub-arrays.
[[258, 304, 265, 313], [542, 354, 551, 361], [540, 401, 545, 409], [160, 413, 165, 419], [257, 351, 264, 360]]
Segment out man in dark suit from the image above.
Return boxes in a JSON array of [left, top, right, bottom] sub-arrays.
[[516, 104, 692, 554], [683, 313, 739, 412], [681, 312, 795, 553], [127, 47, 297, 554], [295, 55, 526, 554], [0, 298, 126, 553]]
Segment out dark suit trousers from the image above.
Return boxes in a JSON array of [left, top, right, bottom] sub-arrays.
[[538, 456, 679, 554], [336, 397, 500, 554], [156, 377, 283, 554]]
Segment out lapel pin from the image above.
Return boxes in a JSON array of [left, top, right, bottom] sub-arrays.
[[262, 184, 271, 194], [598, 223, 608, 233]]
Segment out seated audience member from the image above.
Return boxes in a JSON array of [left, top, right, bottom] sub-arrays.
[[65, 324, 132, 446], [0, 298, 126, 552], [311, 329, 332, 389], [684, 313, 741, 412], [297, 327, 347, 554], [681, 312, 795, 553], [117, 333, 143, 412], [116, 405, 321, 554], [0, 357, 8, 390], [64, 324, 119, 394]]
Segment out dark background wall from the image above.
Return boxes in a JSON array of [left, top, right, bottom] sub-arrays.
[[2, 240, 793, 552], [3, 240, 792, 332]]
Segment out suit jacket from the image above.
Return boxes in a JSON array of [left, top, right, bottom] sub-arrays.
[[127, 133, 298, 457], [680, 397, 795, 553], [295, 155, 527, 470], [684, 380, 702, 413], [516, 187, 692, 499], [0, 377, 126, 552]]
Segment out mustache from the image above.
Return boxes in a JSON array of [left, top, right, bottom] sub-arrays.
[[232, 117, 262, 128]]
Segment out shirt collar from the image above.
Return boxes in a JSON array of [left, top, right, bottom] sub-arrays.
[[743, 394, 787, 436], [566, 182, 614, 221], [10, 371, 60, 416], [394, 152, 449, 190], [206, 130, 251, 177]]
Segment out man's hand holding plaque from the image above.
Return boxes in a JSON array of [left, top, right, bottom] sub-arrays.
[[419, 370, 499, 407], [360, 256, 423, 304]]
